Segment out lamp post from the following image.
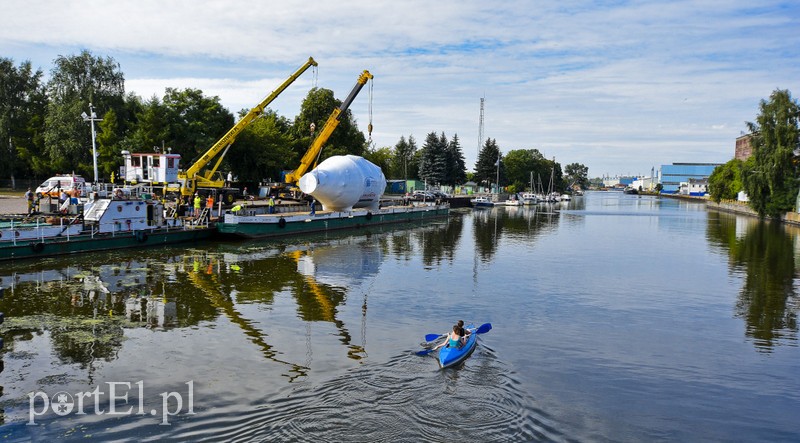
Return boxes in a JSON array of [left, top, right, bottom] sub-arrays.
[[495, 155, 501, 195], [81, 103, 103, 183]]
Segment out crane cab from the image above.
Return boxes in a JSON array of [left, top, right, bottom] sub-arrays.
[[121, 151, 181, 185]]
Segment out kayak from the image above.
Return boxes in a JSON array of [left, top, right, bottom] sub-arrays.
[[438, 323, 478, 368]]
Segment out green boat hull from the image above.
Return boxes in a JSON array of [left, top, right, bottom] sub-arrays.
[[217, 205, 449, 239], [0, 227, 215, 262]]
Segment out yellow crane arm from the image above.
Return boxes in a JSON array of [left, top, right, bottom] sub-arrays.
[[180, 57, 318, 194], [285, 70, 373, 184]]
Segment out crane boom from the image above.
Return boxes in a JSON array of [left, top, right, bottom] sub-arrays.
[[179, 57, 318, 196], [284, 70, 373, 184]]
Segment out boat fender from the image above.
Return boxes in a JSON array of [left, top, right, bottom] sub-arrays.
[[30, 242, 45, 253], [278, 218, 287, 228], [136, 231, 148, 243], [365, 211, 373, 220]]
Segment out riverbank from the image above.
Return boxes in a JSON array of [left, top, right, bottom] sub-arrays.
[[706, 199, 800, 226], [656, 192, 800, 226]]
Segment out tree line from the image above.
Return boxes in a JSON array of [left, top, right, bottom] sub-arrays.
[[708, 89, 800, 217], [1, 50, 589, 193]]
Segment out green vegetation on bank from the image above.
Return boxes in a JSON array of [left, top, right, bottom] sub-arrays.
[[708, 89, 799, 217], [1, 51, 588, 193]]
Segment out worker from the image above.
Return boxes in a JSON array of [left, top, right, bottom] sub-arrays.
[[309, 198, 316, 216], [206, 194, 214, 209], [193, 193, 202, 218], [226, 171, 233, 187], [24, 187, 34, 215], [268, 196, 276, 214]]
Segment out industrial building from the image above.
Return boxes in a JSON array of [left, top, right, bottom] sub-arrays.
[[659, 163, 722, 194]]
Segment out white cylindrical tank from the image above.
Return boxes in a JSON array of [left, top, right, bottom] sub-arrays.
[[298, 155, 386, 212]]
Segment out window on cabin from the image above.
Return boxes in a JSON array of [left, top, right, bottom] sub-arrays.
[[168, 158, 174, 168], [153, 157, 160, 167], [132, 157, 141, 167]]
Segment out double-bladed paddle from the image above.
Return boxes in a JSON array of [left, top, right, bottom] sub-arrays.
[[416, 323, 492, 356], [423, 322, 492, 342]]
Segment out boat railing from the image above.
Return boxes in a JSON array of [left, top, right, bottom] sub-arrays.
[[3, 211, 210, 245]]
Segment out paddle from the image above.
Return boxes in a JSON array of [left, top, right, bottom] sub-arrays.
[[472, 323, 492, 334], [423, 323, 492, 342], [424, 333, 444, 342], [416, 323, 492, 356]]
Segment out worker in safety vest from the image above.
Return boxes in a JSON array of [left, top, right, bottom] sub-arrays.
[[193, 193, 202, 218], [268, 196, 276, 214]]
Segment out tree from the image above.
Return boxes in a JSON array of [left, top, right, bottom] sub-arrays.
[[95, 108, 122, 180], [564, 163, 589, 190], [418, 131, 448, 186], [0, 58, 46, 182], [291, 87, 368, 168], [444, 133, 467, 186], [708, 159, 743, 202], [474, 138, 502, 189], [363, 146, 394, 175], [390, 135, 419, 180], [44, 50, 125, 177], [124, 95, 169, 153], [741, 89, 800, 216], [503, 148, 547, 191], [162, 87, 234, 164], [227, 109, 295, 183]]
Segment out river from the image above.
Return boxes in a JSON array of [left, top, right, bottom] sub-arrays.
[[0, 192, 798, 441]]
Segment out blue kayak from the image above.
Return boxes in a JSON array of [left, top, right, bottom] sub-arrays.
[[438, 324, 478, 368]]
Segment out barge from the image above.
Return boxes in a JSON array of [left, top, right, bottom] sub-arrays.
[[0, 197, 214, 262], [216, 202, 449, 239]]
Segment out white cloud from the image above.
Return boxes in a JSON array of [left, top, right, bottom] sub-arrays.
[[1, 0, 798, 176]]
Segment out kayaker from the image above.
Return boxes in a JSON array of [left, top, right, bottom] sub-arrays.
[[458, 320, 471, 338], [434, 325, 465, 350]]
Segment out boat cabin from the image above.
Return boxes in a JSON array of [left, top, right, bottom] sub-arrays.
[[121, 151, 181, 185]]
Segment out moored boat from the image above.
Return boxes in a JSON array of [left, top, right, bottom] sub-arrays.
[[0, 197, 214, 262], [439, 323, 478, 368], [471, 196, 494, 208], [521, 193, 538, 205]]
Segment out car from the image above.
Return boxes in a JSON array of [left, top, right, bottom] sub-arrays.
[[412, 190, 435, 201], [35, 175, 88, 198]]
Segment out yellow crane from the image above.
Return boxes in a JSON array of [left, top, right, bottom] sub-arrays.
[[176, 57, 318, 201], [283, 70, 373, 185]]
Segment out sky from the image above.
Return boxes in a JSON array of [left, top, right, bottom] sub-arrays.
[[1, 0, 798, 178]]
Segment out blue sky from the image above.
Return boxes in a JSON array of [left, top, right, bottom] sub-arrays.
[[2, 0, 798, 177]]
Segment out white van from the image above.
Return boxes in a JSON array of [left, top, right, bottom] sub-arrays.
[[35, 175, 87, 198]]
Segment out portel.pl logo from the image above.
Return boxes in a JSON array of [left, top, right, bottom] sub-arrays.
[[28, 380, 194, 425]]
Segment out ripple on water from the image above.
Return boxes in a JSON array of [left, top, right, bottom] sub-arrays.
[[162, 346, 562, 442]]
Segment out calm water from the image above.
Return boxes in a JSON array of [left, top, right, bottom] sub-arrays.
[[1, 192, 798, 441]]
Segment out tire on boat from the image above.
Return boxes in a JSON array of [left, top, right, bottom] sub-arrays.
[[278, 217, 287, 228], [135, 231, 148, 243], [224, 192, 235, 205], [365, 211, 373, 220], [30, 242, 45, 253]]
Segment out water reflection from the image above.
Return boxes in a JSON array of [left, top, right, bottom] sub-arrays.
[[472, 206, 561, 262], [0, 222, 460, 386], [706, 212, 799, 351]]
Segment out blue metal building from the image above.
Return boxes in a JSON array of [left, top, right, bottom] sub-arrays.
[[659, 163, 722, 194]]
